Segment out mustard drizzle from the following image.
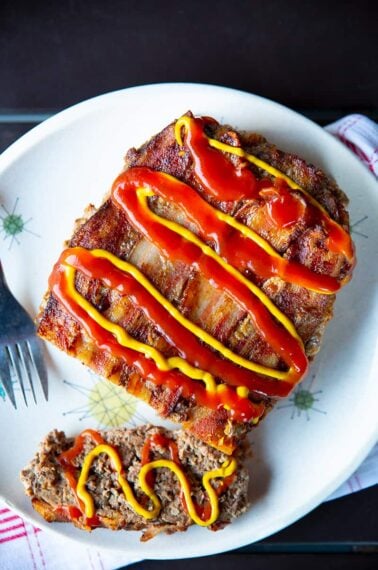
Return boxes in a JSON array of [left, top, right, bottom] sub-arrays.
[[136, 189, 303, 369], [53, 114, 327, 426], [76, 442, 237, 526], [64, 244, 301, 386], [175, 115, 354, 264], [65, 260, 218, 393], [65, 250, 266, 413], [175, 115, 309, 196]]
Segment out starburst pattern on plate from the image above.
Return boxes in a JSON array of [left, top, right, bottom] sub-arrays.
[[62, 371, 150, 428], [0, 198, 40, 249], [350, 215, 368, 238], [277, 374, 326, 420]]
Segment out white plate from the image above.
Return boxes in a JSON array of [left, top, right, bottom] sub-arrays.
[[0, 84, 377, 559]]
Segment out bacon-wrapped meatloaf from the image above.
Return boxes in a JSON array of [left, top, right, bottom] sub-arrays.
[[37, 113, 355, 453]]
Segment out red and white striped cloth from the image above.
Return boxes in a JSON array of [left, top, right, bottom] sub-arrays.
[[0, 506, 140, 569], [1, 114, 377, 570], [325, 113, 378, 176], [0, 507, 29, 545]]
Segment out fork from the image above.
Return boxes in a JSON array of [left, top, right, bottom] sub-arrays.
[[0, 259, 48, 408]]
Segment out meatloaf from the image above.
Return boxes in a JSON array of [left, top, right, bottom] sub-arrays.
[[37, 113, 355, 453], [20, 426, 248, 541]]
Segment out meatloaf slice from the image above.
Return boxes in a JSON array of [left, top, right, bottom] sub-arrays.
[[20, 426, 249, 541]]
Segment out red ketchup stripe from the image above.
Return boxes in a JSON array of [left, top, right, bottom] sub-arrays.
[[49, 255, 265, 421], [64, 247, 292, 397], [111, 173, 308, 382], [57, 430, 106, 526], [180, 116, 259, 201], [118, 168, 341, 293], [58, 429, 209, 527], [182, 116, 355, 263], [47, 115, 356, 421]]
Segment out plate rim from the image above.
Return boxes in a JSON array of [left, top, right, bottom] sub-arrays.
[[1, 82, 377, 186]]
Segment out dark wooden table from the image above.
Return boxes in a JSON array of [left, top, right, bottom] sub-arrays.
[[1, 2, 377, 568]]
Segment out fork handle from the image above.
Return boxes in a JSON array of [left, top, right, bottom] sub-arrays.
[[0, 259, 5, 285]]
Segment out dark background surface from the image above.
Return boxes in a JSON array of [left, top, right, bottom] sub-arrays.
[[1, 1, 377, 568], [0, 0, 377, 117]]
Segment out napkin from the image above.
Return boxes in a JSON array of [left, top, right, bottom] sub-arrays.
[[0, 509, 141, 570], [1, 114, 377, 570], [325, 114, 378, 176]]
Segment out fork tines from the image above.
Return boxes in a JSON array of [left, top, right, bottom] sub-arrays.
[[0, 338, 48, 409]]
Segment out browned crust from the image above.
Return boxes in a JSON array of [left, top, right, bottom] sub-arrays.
[[37, 114, 353, 453], [31, 498, 191, 540]]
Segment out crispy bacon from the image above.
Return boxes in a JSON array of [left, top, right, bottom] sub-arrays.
[[37, 114, 353, 453]]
